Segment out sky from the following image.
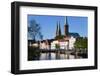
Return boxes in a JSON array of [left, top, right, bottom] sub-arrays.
[[28, 15, 88, 40]]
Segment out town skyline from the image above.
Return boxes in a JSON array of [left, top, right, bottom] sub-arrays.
[[28, 15, 88, 40]]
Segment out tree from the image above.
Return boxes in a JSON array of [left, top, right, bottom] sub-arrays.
[[74, 37, 88, 54], [55, 44, 60, 49], [55, 35, 64, 40], [28, 19, 43, 41], [38, 31, 43, 40], [74, 37, 87, 49], [28, 46, 40, 60], [74, 37, 88, 58]]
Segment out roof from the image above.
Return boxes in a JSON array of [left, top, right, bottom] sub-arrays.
[[28, 39, 56, 44], [69, 33, 80, 38]]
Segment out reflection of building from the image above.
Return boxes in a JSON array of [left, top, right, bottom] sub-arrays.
[[29, 17, 80, 50]]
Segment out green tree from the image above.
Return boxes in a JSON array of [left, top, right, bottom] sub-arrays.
[[28, 46, 40, 60], [55, 35, 64, 40], [55, 44, 60, 49], [74, 37, 88, 49], [74, 37, 88, 58]]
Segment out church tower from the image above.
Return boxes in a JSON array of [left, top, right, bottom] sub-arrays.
[[56, 21, 62, 37], [58, 21, 61, 36], [56, 21, 59, 36], [64, 16, 69, 36]]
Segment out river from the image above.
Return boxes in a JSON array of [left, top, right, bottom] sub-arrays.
[[39, 53, 76, 60]]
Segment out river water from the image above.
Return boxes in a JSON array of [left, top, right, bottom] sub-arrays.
[[39, 53, 75, 60]]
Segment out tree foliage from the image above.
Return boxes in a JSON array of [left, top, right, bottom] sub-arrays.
[[28, 19, 43, 41], [28, 46, 40, 60], [74, 37, 88, 49], [55, 44, 60, 49], [55, 35, 65, 40]]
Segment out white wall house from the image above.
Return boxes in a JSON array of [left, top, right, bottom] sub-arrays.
[[40, 42, 50, 49], [69, 36, 76, 49], [32, 43, 38, 47], [50, 40, 69, 50], [31, 36, 76, 50], [51, 40, 59, 49], [50, 37, 76, 50]]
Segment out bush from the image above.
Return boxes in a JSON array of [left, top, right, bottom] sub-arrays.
[[28, 46, 40, 61]]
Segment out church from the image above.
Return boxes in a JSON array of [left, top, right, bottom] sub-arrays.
[[30, 17, 80, 50]]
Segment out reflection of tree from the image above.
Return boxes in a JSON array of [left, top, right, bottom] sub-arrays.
[[74, 37, 88, 58], [28, 46, 40, 60], [28, 19, 43, 41]]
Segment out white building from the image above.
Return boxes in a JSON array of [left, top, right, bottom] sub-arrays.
[[31, 36, 76, 50], [69, 36, 76, 49], [50, 36, 76, 50], [39, 40, 50, 49]]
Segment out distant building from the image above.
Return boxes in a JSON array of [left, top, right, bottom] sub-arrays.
[[69, 33, 80, 38], [29, 17, 80, 50]]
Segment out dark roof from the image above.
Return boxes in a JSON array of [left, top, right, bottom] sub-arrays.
[[69, 33, 80, 38]]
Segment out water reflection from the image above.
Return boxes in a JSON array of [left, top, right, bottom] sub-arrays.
[[39, 53, 75, 60]]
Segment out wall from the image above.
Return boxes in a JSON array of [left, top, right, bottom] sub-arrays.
[[0, 0, 99, 76]]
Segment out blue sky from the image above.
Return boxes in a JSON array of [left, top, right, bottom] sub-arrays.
[[28, 15, 88, 40]]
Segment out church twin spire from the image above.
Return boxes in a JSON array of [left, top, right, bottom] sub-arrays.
[[56, 16, 69, 37], [56, 21, 61, 36]]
